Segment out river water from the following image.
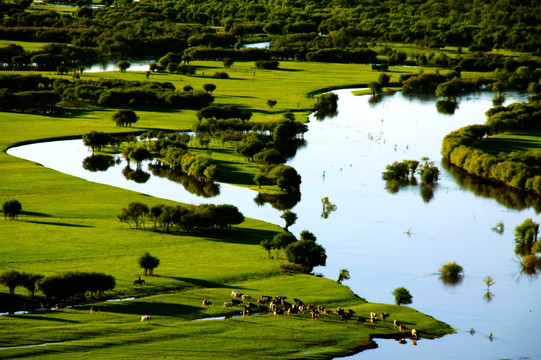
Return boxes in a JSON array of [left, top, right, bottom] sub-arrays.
[[7, 90, 540, 360]]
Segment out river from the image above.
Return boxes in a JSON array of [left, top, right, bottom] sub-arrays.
[[7, 90, 540, 360]]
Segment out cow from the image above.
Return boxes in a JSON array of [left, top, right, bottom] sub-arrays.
[[223, 302, 234, 308], [202, 300, 212, 307], [411, 329, 417, 339], [141, 315, 151, 322], [231, 290, 242, 298], [393, 319, 401, 328], [273, 309, 284, 316], [323, 308, 332, 315], [381, 312, 390, 321], [311, 310, 319, 320], [55, 303, 65, 311], [241, 294, 251, 300], [357, 316, 366, 324], [231, 299, 242, 305], [134, 276, 145, 286]]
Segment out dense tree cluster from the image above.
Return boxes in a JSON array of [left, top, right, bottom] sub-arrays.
[[442, 101, 541, 194], [262, 230, 326, 273], [118, 201, 244, 233], [0, 74, 214, 112], [0, 0, 538, 73], [2, 199, 22, 220], [0, 270, 115, 300], [0, 270, 42, 296], [37, 272, 115, 300]]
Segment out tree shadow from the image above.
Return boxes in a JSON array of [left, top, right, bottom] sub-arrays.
[[8, 314, 80, 323], [23, 220, 93, 228], [99, 301, 204, 318], [20, 211, 52, 218], [201, 227, 280, 245], [159, 276, 238, 289]]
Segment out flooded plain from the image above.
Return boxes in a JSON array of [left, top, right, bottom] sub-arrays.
[[8, 90, 540, 360]]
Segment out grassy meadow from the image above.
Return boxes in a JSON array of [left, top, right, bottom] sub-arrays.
[[475, 130, 541, 154], [0, 61, 454, 358]]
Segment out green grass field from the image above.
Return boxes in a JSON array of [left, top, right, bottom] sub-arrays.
[[475, 130, 541, 154], [0, 61, 454, 359]]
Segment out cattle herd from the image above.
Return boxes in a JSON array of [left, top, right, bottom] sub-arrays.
[[197, 290, 419, 340]]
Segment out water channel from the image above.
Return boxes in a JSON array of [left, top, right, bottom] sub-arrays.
[[7, 90, 540, 360]]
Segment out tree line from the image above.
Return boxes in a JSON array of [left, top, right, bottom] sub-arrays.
[[0, 74, 214, 112], [117, 202, 244, 233], [0, 270, 115, 300]]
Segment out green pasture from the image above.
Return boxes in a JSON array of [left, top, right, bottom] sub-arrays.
[[0, 274, 451, 359], [475, 130, 541, 154], [0, 60, 454, 358], [0, 39, 55, 52]]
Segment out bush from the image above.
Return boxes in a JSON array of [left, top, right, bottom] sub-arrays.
[[213, 71, 229, 79], [392, 287, 412, 305], [255, 60, 279, 70], [438, 261, 464, 283]]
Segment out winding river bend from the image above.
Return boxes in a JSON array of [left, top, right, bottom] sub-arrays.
[[8, 90, 540, 360]]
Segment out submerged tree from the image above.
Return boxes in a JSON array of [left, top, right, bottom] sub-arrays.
[[281, 210, 297, 231], [321, 196, 337, 219], [439, 261, 464, 286], [514, 218, 539, 256]]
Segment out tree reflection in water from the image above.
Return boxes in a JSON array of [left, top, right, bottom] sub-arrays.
[[122, 165, 150, 184], [442, 159, 541, 213], [82, 155, 117, 172], [253, 191, 301, 211], [148, 163, 220, 198]]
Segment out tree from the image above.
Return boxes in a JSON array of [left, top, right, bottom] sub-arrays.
[[285, 240, 327, 273], [483, 275, 495, 291], [129, 147, 153, 169], [19, 273, 43, 297], [392, 287, 412, 306], [439, 261, 464, 285], [267, 99, 277, 108], [82, 131, 114, 153], [280, 210, 297, 231], [300, 230, 317, 242], [514, 218, 540, 256], [368, 81, 382, 96], [203, 83, 217, 93], [338, 269, 350, 284], [138, 252, 160, 276], [116, 60, 131, 73], [418, 161, 440, 185], [118, 202, 149, 229], [112, 110, 139, 127], [261, 239, 273, 259], [378, 73, 391, 87], [3, 199, 22, 220], [0, 270, 22, 294], [223, 57, 234, 69]]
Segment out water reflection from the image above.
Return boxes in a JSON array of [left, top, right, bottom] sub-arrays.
[[321, 196, 337, 219], [253, 191, 300, 210], [443, 159, 541, 213], [436, 99, 458, 115], [148, 164, 220, 198], [483, 291, 495, 302], [122, 166, 150, 184], [82, 155, 117, 172]]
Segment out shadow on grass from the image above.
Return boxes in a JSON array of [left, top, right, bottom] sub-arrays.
[[23, 220, 93, 228], [20, 211, 52, 218], [479, 137, 541, 154], [8, 314, 80, 324], [100, 301, 204, 318], [159, 276, 237, 289], [201, 227, 279, 245]]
